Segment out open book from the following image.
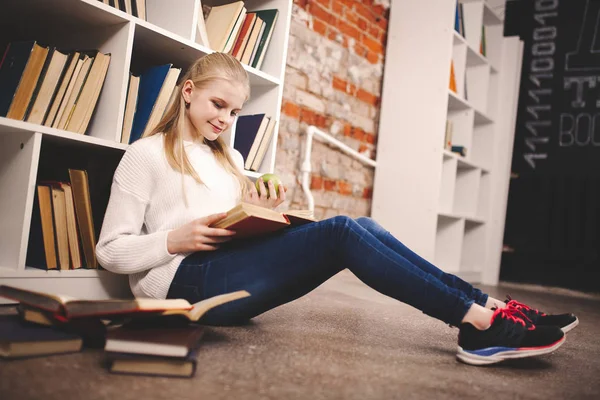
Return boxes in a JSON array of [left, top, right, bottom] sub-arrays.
[[0, 285, 250, 322], [210, 202, 317, 238]]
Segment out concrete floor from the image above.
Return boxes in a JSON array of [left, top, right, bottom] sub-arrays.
[[0, 270, 599, 400]]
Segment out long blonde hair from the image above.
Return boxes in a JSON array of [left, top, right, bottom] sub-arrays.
[[145, 52, 252, 202]]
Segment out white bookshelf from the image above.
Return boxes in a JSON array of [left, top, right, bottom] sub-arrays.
[[0, 0, 292, 300], [372, 0, 523, 284]]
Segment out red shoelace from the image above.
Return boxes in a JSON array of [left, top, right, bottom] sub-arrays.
[[491, 307, 535, 330], [505, 295, 546, 317]]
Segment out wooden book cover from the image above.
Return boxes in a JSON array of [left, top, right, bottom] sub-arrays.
[[107, 348, 199, 378], [211, 203, 316, 238], [105, 323, 205, 357], [68, 169, 97, 269], [0, 315, 82, 359], [0, 284, 250, 321]]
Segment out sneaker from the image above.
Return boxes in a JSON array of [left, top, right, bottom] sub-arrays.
[[505, 296, 579, 333], [457, 307, 565, 366]]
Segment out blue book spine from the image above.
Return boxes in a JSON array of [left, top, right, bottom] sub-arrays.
[[129, 64, 171, 144], [233, 114, 266, 162]]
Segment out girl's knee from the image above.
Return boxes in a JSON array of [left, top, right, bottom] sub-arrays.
[[355, 216, 375, 228]]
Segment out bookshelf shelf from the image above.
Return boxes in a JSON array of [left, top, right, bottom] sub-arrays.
[[0, 0, 292, 300], [374, 0, 523, 284], [0, 118, 129, 151]]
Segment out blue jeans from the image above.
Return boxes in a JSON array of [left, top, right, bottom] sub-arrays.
[[167, 216, 488, 326]]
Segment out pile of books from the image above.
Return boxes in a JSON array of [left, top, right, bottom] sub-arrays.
[[98, 0, 147, 20], [198, 1, 278, 70], [27, 169, 98, 270], [0, 41, 111, 134], [233, 114, 277, 171], [0, 285, 250, 378], [121, 64, 181, 144]]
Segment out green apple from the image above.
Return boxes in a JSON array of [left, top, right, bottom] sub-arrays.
[[255, 173, 282, 198]]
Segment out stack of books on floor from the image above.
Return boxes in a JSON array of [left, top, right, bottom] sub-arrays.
[[0, 285, 250, 378], [198, 1, 278, 70], [121, 64, 181, 144], [0, 41, 111, 134], [98, 0, 147, 20], [233, 113, 277, 171], [27, 169, 98, 270]]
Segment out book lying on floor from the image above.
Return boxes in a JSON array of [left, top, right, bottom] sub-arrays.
[[0, 285, 250, 321], [0, 315, 83, 359], [210, 202, 317, 238], [105, 323, 205, 357], [106, 349, 199, 378]]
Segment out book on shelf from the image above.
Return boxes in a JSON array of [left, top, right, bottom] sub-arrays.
[[451, 145, 467, 157], [251, 9, 279, 70], [205, 1, 246, 53], [480, 25, 486, 57], [121, 73, 140, 144], [129, 63, 181, 144], [0, 314, 83, 359], [201, 2, 278, 69], [449, 61, 457, 93], [444, 120, 453, 150], [26, 169, 97, 270], [0, 284, 251, 322], [233, 113, 277, 171], [210, 202, 316, 239], [0, 41, 111, 134], [99, 0, 147, 20]]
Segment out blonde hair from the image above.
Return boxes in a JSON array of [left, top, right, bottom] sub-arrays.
[[145, 52, 252, 203]]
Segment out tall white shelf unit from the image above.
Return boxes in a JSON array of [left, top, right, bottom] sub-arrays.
[[372, 0, 524, 284], [0, 0, 292, 299]]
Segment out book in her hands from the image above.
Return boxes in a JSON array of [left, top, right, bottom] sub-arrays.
[[0, 285, 250, 321], [210, 202, 317, 238]]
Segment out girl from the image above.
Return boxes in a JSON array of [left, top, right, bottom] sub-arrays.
[[97, 53, 577, 366]]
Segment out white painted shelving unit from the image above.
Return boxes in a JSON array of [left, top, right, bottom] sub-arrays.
[[372, 0, 524, 284], [0, 0, 292, 299]]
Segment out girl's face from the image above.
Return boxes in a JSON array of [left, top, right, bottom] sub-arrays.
[[183, 79, 246, 142]]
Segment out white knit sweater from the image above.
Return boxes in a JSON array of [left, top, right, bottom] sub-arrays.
[[96, 133, 244, 299]]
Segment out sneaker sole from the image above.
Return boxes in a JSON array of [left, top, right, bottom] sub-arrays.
[[562, 318, 579, 333], [456, 336, 566, 366]]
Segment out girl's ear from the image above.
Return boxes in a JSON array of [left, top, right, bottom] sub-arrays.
[[181, 79, 194, 104]]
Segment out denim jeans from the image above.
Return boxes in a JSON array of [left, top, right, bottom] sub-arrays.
[[167, 216, 488, 326]]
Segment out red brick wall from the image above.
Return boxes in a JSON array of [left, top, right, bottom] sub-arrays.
[[277, 1, 389, 219]]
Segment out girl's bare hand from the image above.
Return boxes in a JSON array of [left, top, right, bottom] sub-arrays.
[[243, 178, 286, 209], [167, 213, 236, 254]]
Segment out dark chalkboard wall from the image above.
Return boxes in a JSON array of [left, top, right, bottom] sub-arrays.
[[502, 0, 600, 292]]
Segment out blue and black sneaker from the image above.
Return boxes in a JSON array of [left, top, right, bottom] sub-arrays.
[[457, 307, 565, 366]]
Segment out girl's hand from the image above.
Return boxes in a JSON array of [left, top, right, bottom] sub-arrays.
[[167, 213, 236, 254], [243, 178, 287, 209]]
